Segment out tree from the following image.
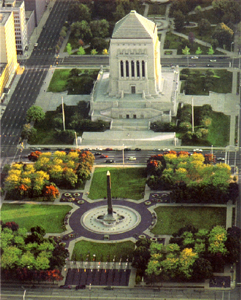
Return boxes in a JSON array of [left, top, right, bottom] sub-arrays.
[[66, 43, 72, 55], [198, 19, 211, 35], [77, 46, 85, 55], [195, 47, 202, 55], [188, 32, 195, 45], [91, 49, 98, 55], [182, 45, 190, 55], [21, 123, 36, 141], [63, 168, 78, 188], [212, 22, 234, 48], [26, 106, 45, 123], [192, 258, 213, 280], [208, 226, 227, 255], [113, 3, 125, 21], [1, 246, 22, 269], [90, 37, 108, 52], [90, 19, 109, 38], [207, 46, 214, 55], [102, 48, 108, 55], [173, 10, 185, 31], [71, 20, 92, 42]]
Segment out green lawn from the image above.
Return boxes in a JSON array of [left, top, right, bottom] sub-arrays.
[[0, 204, 72, 233], [164, 32, 223, 55], [151, 207, 226, 235], [206, 111, 230, 146], [71, 241, 135, 261], [88, 167, 146, 200], [48, 69, 70, 92], [180, 69, 232, 95]]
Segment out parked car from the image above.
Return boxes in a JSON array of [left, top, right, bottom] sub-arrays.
[[191, 56, 198, 59], [94, 152, 101, 156], [128, 156, 136, 161], [210, 59, 216, 62], [100, 154, 108, 158], [193, 148, 203, 152], [105, 148, 113, 151], [75, 285, 86, 290], [206, 64, 214, 67], [217, 157, 225, 161], [105, 159, 115, 163], [124, 148, 132, 151], [135, 148, 141, 151], [162, 148, 170, 152], [59, 285, 72, 289]]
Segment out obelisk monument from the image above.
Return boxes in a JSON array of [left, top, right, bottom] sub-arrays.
[[107, 171, 113, 215]]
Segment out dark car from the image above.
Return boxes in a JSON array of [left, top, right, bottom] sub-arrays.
[[100, 154, 108, 158], [59, 285, 72, 289], [206, 64, 214, 67], [75, 285, 86, 290], [124, 148, 132, 151], [94, 152, 101, 156], [105, 159, 115, 163], [105, 148, 113, 151], [135, 148, 141, 151]]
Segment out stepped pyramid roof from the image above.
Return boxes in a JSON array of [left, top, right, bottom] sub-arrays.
[[112, 10, 156, 39]]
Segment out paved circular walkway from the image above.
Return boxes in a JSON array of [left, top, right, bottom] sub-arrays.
[[68, 199, 153, 241]]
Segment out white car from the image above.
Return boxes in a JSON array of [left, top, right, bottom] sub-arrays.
[[193, 148, 203, 152], [210, 59, 216, 62], [191, 56, 198, 59], [162, 148, 170, 152], [128, 156, 136, 161]]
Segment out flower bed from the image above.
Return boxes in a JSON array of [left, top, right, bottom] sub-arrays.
[[145, 201, 151, 206]]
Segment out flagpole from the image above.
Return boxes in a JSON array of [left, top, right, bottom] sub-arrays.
[[62, 97, 66, 131]]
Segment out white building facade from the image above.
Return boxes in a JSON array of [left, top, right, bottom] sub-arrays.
[[0, 0, 28, 54]]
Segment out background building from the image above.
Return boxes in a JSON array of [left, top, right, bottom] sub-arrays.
[[24, 0, 47, 26], [0, 11, 18, 98], [0, 0, 28, 54]]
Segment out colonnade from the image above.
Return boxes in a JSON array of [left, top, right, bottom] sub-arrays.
[[120, 60, 147, 79]]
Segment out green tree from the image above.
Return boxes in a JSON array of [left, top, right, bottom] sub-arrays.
[[208, 225, 228, 255], [21, 123, 37, 141], [198, 18, 211, 35], [207, 46, 214, 55], [77, 46, 86, 55], [66, 43, 72, 55], [113, 3, 125, 21], [91, 49, 98, 55], [212, 22, 234, 48], [192, 258, 213, 280], [71, 20, 92, 42], [63, 168, 78, 188], [26, 106, 45, 123], [182, 45, 190, 55], [195, 47, 202, 55], [90, 19, 109, 38], [1, 246, 22, 269], [173, 10, 185, 31]]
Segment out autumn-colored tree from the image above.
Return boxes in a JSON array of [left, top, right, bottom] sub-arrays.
[[44, 185, 60, 200]]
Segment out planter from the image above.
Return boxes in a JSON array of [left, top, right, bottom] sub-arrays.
[[78, 200, 84, 204], [64, 193, 71, 197], [139, 235, 146, 239], [145, 201, 151, 205], [150, 237, 157, 242], [74, 193, 81, 197]]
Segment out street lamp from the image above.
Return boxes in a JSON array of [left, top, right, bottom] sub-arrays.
[[122, 144, 125, 166], [231, 42, 234, 67]]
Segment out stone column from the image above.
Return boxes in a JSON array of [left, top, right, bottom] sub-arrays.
[[107, 171, 113, 215]]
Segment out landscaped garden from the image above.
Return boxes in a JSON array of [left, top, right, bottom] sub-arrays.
[[151, 104, 230, 147], [48, 68, 99, 94], [71, 240, 135, 261], [4, 150, 95, 200], [180, 69, 232, 95], [151, 206, 226, 235], [88, 167, 146, 200], [1, 203, 72, 232]]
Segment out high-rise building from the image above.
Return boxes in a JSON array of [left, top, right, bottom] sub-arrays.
[[0, 0, 28, 54], [24, 0, 47, 26], [0, 11, 18, 97]]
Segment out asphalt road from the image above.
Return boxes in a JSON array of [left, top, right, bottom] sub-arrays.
[[0, 0, 70, 162], [1, 286, 241, 300]]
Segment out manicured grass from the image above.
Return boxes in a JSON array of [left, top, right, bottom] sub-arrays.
[[88, 167, 146, 200], [206, 111, 230, 146], [0, 203, 72, 233], [151, 206, 226, 235], [164, 32, 223, 55], [47, 69, 98, 94], [48, 69, 70, 92], [180, 69, 232, 95], [71, 241, 135, 261]]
